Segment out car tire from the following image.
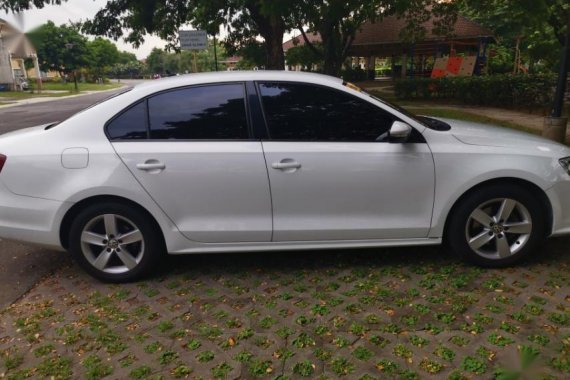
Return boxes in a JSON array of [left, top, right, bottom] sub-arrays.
[[446, 184, 547, 267], [69, 202, 163, 282]]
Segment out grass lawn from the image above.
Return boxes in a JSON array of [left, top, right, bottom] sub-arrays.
[[0, 91, 73, 100], [41, 82, 122, 92]]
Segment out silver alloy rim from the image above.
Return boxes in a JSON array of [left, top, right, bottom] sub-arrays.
[[80, 214, 145, 274], [465, 198, 532, 260]]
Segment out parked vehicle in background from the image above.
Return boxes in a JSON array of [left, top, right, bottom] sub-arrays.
[[0, 71, 569, 282]]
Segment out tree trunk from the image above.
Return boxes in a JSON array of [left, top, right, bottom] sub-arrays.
[[320, 32, 343, 77], [246, 3, 285, 70], [73, 71, 78, 92], [264, 31, 285, 70]]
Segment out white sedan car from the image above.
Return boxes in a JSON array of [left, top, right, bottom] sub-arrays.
[[1, 71, 569, 282]]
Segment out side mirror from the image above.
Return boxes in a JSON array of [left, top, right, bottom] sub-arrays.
[[389, 121, 412, 143]]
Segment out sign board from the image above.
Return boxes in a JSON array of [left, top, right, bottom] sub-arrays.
[[179, 30, 208, 50], [431, 57, 477, 78]]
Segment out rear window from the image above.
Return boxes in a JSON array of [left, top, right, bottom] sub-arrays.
[[107, 101, 148, 140]]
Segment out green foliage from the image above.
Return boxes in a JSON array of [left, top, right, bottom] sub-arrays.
[[286, 44, 323, 70], [28, 21, 90, 76], [341, 67, 367, 82], [88, 37, 120, 77], [144, 40, 226, 75], [27, 21, 139, 81], [461, 0, 568, 72], [394, 74, 557, 110]]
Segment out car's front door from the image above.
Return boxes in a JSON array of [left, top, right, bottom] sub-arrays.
[[109, 83, 272, 243], [257, 82, 435, 241]]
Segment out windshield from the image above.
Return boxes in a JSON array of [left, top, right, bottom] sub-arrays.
[[342, 82, 450, 131]]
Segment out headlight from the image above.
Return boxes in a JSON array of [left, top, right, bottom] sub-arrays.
[[559, 157, 570, 175]]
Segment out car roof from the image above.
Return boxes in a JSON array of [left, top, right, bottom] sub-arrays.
[[132, 70, 344, 93]]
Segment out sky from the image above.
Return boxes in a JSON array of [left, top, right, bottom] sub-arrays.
[[1, 0, 169, 59]]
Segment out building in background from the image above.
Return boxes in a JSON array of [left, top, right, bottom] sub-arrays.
[[283, 14, 495, 79], [0, 18, 40, 91]]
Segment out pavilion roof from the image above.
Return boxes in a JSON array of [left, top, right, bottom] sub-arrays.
[[283, 14, 495, 57]]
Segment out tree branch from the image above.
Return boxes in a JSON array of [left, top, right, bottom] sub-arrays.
[[297, 24, 323, 58]]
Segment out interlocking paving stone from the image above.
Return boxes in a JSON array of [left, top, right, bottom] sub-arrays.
[[1, 240, 569, 379]]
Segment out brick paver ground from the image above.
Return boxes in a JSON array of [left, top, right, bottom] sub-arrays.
[[1, 238, 569, 379]]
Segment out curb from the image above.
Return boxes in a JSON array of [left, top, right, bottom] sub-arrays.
[[0, 85, 127, 109]]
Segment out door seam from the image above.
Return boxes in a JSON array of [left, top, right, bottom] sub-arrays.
[[260, 141, 275, 242]]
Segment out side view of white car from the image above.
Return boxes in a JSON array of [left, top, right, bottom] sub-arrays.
[[1, 71, 570, 282]]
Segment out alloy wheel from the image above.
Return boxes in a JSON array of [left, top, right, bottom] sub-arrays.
[[80, 214, 145, 274], [465, 198, 532, 260]]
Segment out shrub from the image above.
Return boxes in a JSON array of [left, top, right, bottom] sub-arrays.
[[394, 74, 556, 111], [341, 66, 367, 82]]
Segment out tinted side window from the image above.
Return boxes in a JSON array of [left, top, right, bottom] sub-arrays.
[[259, 82, 394, 141], [148, 84, 248, 140], [107, 101, 147, 140]]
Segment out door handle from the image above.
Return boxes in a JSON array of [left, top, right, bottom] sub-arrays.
[[272, 160, 301, 171], [136, 161, 165, 171]]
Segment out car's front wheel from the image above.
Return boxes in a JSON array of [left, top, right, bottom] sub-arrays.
[[447, 184, 547, 267], [69, 202, 163, 282]]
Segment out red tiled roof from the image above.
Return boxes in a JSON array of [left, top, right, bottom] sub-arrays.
[[282, 32, 321, 51], [352, 14, 494, 46], [283, 14, 494, 50]]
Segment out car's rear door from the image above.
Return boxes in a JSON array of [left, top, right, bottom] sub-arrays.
[[109, 83, 272, 243], [257, 81, 435, 241]]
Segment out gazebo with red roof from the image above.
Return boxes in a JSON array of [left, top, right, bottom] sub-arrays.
[[283, 14, 495, 78]]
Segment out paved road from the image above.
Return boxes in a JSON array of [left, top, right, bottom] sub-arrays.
[[0, 86, 133, 309], [0, 86, 132, 133]]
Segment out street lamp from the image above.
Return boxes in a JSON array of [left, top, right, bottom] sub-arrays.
[[65, 42, 79, 92]]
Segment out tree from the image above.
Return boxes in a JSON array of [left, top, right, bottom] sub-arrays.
[[79, 0, 295, 70], [27, 21, 90, 90], [7, 0, 460, 76], [285, 44, 323, 70], [460, 0, 566, 71], [145, 48, 167, 75], [144, 39, 226, 75], [88, 37, 120, 78], [235, 41, 266, 69], [109, 61, 145, 79], [461, 0, 569, 117], [117, 51, 138, 64]]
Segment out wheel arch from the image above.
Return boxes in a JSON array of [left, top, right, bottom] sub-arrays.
[[59, 195, 166, 250], [442, 177, 553, 240]]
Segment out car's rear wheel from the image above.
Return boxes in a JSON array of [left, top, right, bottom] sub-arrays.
[[447, 184, 547, 267], [69, 202, 163, 282]]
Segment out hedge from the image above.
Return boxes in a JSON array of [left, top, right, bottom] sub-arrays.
[[394, 74, 557, 110]]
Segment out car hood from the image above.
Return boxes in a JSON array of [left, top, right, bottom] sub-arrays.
[[432, 117, 569, 155]]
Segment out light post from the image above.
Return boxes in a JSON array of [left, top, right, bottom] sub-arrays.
[[65, 42, 79, 92]]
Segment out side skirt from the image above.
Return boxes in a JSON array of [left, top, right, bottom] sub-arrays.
[[168, 238, 442, 254]]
